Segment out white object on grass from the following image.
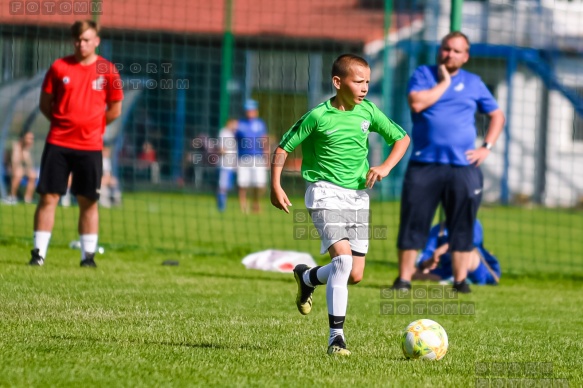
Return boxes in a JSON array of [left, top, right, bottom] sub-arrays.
[[69, 240, 105, 254], [242, 249, 317, 273]]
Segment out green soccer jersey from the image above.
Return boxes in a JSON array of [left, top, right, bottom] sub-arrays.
[[279, 98, 407, 190]]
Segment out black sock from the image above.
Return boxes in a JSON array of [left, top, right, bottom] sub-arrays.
[[309, 266, 324, 286], [328, 314, 345, 330]]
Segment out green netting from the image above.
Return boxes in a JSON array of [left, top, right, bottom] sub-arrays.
[[0, 0, 582, 278]]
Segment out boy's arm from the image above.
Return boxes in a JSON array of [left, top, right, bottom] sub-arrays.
[[366, 134, 410, 189], [422, 242, 449, 272], [40, 65, 56, 122], [413, 234, 448, 280], [39, 91, 54, 122], [106, 100, 123, 124], [270, 146, 292, 213]]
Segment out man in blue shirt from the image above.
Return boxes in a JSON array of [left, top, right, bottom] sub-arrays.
[[413, 220, 501, 285], [393, 31, 505, 293], [236, 99, 269, 213]]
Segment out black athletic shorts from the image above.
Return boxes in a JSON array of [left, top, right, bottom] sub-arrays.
[[397, 162, 483, 252], [36, 143, 103, 201]]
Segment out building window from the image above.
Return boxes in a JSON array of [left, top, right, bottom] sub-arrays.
[[573, 111, 583, 141], [572, 86, 583, 141]]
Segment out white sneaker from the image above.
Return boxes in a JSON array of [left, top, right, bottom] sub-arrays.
[[2, 196, 17, 205], [61, 193, 71, 207]]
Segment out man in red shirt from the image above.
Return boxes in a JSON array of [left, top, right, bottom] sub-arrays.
[[31, 20, 123, 267]]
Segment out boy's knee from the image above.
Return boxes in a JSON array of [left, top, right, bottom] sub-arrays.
[[349, 268, 364, 284], [348, 254, 365, 284], [332, 255, 353, 273], [349, 274, 362, 284]]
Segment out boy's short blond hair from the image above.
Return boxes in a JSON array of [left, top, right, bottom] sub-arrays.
[[71, 20, 100, 38]]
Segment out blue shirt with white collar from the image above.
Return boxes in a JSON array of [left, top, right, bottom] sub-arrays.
[[407, 65, 499, 166]]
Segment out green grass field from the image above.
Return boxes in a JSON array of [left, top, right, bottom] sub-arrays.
[[1, 193, 582, 386], [2, 192, 582, 277]]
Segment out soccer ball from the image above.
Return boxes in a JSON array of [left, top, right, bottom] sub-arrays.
[[401, 319, 448, 361]]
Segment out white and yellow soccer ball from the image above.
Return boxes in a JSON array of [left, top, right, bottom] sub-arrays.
[[401, 319, 448, 361]]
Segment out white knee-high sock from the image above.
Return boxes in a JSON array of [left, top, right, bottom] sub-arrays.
[[327, 255, 352, 344], [303, 264, 332, 287], [80, 234, 98, 260], [34, 231, 51, 259], [316, 265, 332, 284]]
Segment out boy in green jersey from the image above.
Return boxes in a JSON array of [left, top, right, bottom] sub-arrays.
[[270, 54, 410, 356]]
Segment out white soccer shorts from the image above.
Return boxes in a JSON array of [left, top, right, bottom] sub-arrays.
[[304, 180, 370, 255], [237, 155, 268, 188]]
